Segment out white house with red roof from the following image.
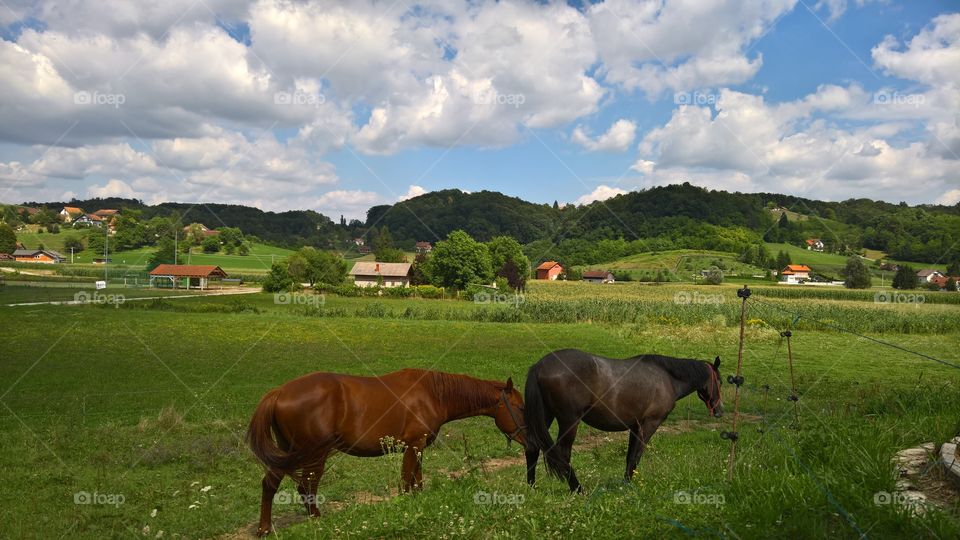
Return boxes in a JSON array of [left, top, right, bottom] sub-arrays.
[[779, 264, 812, 284]]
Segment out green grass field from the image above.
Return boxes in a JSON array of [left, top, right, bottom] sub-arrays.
[[11, 230, 294, 273], [584, 249, 767, 281], [1, 282, 958, 538]]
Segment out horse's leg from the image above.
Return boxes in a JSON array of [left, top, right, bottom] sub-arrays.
[[257, 468, 283, 536], [624, 425, 642, 482], [556, 419, 581, 493], [297, 461, 326, 518], [525, 447, 539, 485], [401, 445, 424, 492], [626, 417, 664, 480]]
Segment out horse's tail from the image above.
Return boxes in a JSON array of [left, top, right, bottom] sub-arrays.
[[245, 388, 295, 473], [524, 363, 566, 479]]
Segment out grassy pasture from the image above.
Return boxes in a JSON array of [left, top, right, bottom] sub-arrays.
[[0, 283, 958, 538]]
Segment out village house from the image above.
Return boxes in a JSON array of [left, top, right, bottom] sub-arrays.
[[535, 261, 564, 280], [59, 206, 84, 223], [415, 241, 433, 254], [149, 264, 227, 290], [74, 213, 104, 227], [916, 269, 944, 283], [353, 237, 365, 246], [582, 270, 615, 284], [805, 238, 824, 252], [13, 248, 65, 264], [183, 223, 220, 237], [349, 262, 412, 288], [779, 264, 812, 284], [928, 275, 959, 291]]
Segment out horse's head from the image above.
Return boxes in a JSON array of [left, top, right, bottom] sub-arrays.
[[492, 377, 527, 447], [697, 357, 723, 418]]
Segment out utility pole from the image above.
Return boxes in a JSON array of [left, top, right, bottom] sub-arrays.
[[70, 246, 74, 264], [103, 225, 109, 281]]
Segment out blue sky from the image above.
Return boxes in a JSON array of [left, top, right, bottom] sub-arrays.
[[0, 0, 957, 219]]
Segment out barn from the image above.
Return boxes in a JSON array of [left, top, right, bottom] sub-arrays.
[[535, 261, 564, 280], [349, 262, 412, 288], [13, 249, 65, 264], [582, 270, 615, 284]]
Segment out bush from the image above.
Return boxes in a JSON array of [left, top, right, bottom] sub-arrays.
[[703, 266, 724, 285], [261, 262, 298, 293]]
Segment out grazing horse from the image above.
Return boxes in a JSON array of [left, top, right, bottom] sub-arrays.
[[523, 349, 722, 492], [246, 369, 526, 536]]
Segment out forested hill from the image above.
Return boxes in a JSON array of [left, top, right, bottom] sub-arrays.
[[16, 183, 960, 263], [366, 189, 560, 244], [369, 183, 960, 263]]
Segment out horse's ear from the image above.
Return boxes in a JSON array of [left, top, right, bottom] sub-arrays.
[[713, 357, 721, 370], [505, 377, 514, 391]]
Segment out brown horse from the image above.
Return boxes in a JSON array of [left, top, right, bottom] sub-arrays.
[[246, 369, 526, 536]]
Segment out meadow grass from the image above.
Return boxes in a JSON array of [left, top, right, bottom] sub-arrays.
[[0, 284, 958, 538]]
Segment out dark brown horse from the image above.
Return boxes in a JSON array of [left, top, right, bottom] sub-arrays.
[[524, 349, 722, 492], [246, 369, 526, 535]]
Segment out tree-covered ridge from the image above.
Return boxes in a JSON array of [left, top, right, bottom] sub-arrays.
[[366, 189, 560, 245]]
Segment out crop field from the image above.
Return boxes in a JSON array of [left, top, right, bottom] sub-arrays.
[[0, 281, 958, 539]]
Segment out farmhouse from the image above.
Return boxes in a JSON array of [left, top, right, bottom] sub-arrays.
[[59, 206, 84, 222], [148, 264, 227, 290], [415, 241, 433, 254], [929, 275, 959, 291], [582, 270, 615, 284], [779, 264, 812, 284], [805, 238, 824, 252], [94, 209, 118, 218], [535, 261, 563, 280], [184, 223, 220, 237], [916, 269, 944, 283], [349, 262, 412, 288], [73, 213, 104, 227], [13, 248, 65, 263]]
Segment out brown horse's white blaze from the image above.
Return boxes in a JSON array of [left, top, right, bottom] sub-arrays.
[[245, 369, 525, 536]]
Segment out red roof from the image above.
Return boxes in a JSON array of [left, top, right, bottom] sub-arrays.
[[536, 260, 561, 271], [784, 264, 812, 272], [149, 264, 227, 278]]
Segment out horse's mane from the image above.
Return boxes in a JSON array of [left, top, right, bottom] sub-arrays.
[[429, 371, 498, 412], [637, 355, 709, 384]]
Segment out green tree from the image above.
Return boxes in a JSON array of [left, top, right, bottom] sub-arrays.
[[487, 236, 531, 282], [947, 260, 960, 276], [775, 250, 792, 270], [424, 230, 493, 289], [63, 236, 84, 254], [288, 247, 347, 286], [410, 251, 430, 286], [372, 226, 395, 258], [843, 256, 871, 289], [147, 237, 176, 271], [0, 223, 16, 254], [704, 265, 724, 285], [262, 262, 296, 293], [891, 265, 916, 290], [202, 235, 220, 253], [237, 242, 250, 256], [945, 277, 957, 292], [87, 229, 107, 257], [376, 247, 407, 263]]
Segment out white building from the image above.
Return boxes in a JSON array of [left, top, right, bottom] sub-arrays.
[[349, 262, 412, 288]]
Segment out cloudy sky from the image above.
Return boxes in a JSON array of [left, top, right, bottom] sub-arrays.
[[0, 0, 957, 219]]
